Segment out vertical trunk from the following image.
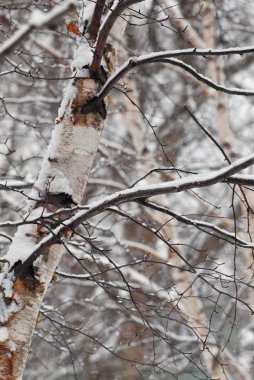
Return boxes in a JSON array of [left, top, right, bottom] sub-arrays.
[[0, 41, 104, 379]]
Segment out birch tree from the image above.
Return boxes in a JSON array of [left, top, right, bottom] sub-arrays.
[[0, 1, 254, 379]]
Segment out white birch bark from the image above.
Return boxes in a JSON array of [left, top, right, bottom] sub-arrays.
[[0, 28, 104, 380], [0, 0, 138, 375]]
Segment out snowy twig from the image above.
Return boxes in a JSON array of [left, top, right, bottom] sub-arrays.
[[140, 200, 254, 249], [226, 174, 254, 186], [0, 0, 77, 57]]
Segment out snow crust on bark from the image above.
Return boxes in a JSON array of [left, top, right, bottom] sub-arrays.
[[9, 245, 64, 379], [0, 327, 9, 343]]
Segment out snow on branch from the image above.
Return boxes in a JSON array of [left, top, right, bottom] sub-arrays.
[[161, 58, 254, 96], [3, 152, 254, 273], [90, 45, 254, 104], [0, 0, 77, 57]]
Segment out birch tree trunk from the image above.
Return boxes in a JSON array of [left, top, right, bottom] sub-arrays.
[[0, 0, 143, 375], [0, 15, 105, 380]]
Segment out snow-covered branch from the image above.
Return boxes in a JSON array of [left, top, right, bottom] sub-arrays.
[[89, 45, 254, 105], [161, 58, 254, 96], [0, 0, 77, 57], [225, 174, 254, 186], [5, 153, 254, 272]]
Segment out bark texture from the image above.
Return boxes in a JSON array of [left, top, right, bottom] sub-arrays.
[[0, 55, 104, 380]]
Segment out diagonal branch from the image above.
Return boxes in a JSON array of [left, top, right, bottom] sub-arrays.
[[86, 45, 254, 108], [4, 152, 254, 273], [159, 0, 205, 48]]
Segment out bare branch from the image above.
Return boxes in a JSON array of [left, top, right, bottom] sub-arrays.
[[87, 0, 106, 42], [90, 0, 145, 74]]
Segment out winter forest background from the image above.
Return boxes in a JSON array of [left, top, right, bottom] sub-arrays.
[[0, 0, 254, 379]]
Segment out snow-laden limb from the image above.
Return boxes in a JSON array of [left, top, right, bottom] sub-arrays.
[[0, 0, 77, 57], [91, 45, 254, 104], [161, 58, 254, 96], [3, 152, 254, 273]]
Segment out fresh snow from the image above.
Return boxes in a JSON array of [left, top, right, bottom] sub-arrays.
[[0, 326, 9, 342], [70, 41, 94, 73], [2, 272, 14, 298], [57, 83, 78, 120], [2, 224, 39, 269], [0, 293, 21, 323]]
